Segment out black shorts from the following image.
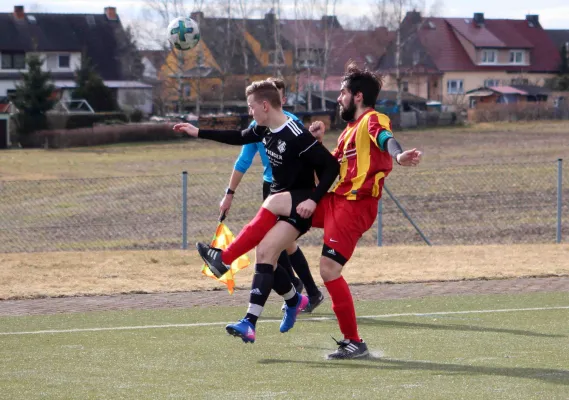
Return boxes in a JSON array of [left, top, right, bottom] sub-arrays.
[[277, 189, 313, 236], [262, 181, 271, 200]]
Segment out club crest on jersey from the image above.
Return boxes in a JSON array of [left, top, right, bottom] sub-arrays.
[[277, 139, 286, 154]]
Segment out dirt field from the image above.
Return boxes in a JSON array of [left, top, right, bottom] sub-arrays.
[[1, 244, 568, 300]]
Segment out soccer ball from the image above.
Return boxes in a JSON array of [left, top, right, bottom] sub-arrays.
[[167, 17, 200, 51]]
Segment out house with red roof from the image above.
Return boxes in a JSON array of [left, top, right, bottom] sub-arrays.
[[377, 11, 560, 106]]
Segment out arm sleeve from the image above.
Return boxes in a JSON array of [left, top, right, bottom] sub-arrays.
[[386, 137, 403, 160], [198, 126, 263, 145], [297, 134, 340, 203], [234, 144, 258, 173], [368, 113, 393, 150]]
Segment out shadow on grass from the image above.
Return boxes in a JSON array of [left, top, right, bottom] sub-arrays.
[[258, 357, 569, 385], [304, 315, 565, 338]]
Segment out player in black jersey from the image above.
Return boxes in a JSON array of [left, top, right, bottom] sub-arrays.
[[173, 80, 339, 343]]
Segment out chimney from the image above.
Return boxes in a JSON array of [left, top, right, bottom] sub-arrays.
[[526, 14, 539, 27], [104, 6, 118, 21], [473, 13, 484, 27], [13, 5, 25, 20], [190, 11, 204, 24], [321, 15, 340, 29], [404, 10, 422, 25]]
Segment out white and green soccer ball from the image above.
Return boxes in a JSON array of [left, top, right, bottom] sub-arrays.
[[167, 17, 200, 51]]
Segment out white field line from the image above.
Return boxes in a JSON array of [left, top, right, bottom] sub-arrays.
[[1, 306, 568, 336]]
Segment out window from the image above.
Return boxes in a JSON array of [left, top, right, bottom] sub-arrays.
[[297, 49, 321, 68], [58, 55, 70, 68], [182, 83, 191, 97], [412, 51, 420, 66], [484, 79, 500, 87], [306, 81, 320, 92], [6, 89, 16, 100], [269, 50, 284, 66], [511, 78, 529, 85], [402, 81, 409, 92], [510, 50, 524, 64], [1, 52, 26, 69], [481, 50, 497, 64], [447, 79, 464, 94]]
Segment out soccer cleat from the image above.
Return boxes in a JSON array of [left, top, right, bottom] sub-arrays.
[[280, 294, 309, 333], [196, 242, 230, 278], [226, 319, 256, 343], [327, 338, 370, 360], [302, 291, 325, 313], [281, 280, 305, 312]]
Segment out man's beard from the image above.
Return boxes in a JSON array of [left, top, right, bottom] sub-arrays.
[[339, 98, 356, 122]]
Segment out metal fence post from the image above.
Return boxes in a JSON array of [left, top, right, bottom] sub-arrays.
[[557, 159, 563, 244], [182, 171, 188, 249], [384, 185, 432, 246], [377, 198, 383, 246]]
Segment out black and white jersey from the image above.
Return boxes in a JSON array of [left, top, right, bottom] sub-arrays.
[[198, 117, 339, 203]]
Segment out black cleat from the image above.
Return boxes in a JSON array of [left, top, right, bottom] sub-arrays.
[[302, 291, 325, 313], [327, 338, 370, 360], [196, 242, 230, 278]]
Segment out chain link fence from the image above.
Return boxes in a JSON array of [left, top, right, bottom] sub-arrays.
[[0, 161, 566, 253]]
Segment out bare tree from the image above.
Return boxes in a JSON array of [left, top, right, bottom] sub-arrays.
[[375, 0, 432, 108], [235, 0, 260, 84], [319, 0, 340, 111]]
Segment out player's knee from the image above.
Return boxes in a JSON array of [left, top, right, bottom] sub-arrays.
[[255, 242, 279, 266], [319, 256, 343, 282]]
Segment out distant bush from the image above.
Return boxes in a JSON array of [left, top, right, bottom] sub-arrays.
[[129, 109, 144, 123], [47, 112, 129, 130], [29, 123, 183, 149]]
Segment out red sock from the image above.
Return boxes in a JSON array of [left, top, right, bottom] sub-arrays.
[[222, 207, 278, 265], [325, 276, 361, 342]]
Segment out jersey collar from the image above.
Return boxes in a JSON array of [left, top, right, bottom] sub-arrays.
[[347, 108, 374, 127], [270, 117, 292, 133]]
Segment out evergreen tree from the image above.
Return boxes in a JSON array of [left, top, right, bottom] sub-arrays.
[[120, 26, 144, 80], [558, 45, 569, 91], [72, 54, 118, 111], [12, 54, 56, 138]]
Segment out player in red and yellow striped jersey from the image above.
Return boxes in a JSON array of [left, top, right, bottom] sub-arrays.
[[310, 61, 422, 359]]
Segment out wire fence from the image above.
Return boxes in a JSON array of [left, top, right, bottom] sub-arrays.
[[0, 160, 566, 253]]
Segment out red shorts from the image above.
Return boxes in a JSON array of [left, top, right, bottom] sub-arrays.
[[312, 192, 378, 264]]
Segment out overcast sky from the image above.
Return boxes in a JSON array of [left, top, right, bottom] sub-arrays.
[[1, 0, 567, 29]]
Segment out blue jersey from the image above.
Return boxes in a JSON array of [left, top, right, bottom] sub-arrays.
[[233, 110, 303, 183]]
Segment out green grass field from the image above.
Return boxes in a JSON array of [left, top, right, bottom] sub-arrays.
[[1, 292, 568, 399]]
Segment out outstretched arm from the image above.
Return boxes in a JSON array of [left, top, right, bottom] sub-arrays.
[[385, 138, 422, 166], [172, 122, 263, 145]]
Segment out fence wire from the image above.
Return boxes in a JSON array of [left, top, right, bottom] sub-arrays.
[[0, 161, 566, 253]]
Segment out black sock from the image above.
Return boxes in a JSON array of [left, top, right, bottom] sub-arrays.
[[277, 250, 300, 287], [289, 247, 319, 297], [273, 265, 299, 307], [245, 263, 274, 326]]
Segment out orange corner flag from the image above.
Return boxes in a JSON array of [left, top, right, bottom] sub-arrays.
[[201, 221, 250, 294]]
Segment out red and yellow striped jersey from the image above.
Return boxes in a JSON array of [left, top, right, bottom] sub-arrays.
[[331, 109, 393, 200]]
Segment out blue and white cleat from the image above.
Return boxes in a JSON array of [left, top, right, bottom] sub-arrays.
[[280, 294, 309, 333], [226, 319, 256, 343]]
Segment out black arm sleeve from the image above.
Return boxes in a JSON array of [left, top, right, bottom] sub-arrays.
[[198, 126, 263, 145], [386, 137, 403, 160], [299, 141, 340, 203]]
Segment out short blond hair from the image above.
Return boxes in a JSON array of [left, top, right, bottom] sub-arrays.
[[245, 80, 281, 108]]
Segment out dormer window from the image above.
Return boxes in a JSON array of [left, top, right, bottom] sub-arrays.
[[58, 54, 70, 68], [481, 49, 497, 64], [510, 50, 524, 64]]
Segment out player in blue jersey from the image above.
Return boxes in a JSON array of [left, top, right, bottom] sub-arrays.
[[219, 77, 324, 313]]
